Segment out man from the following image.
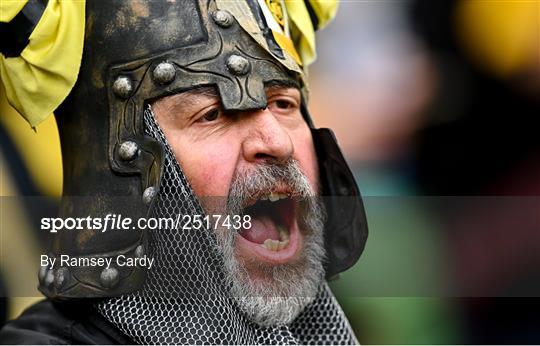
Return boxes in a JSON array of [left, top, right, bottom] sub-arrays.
[[0, 0, 367, 344]]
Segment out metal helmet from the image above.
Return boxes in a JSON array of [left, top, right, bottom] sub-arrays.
[[35, 0, 367, 302]]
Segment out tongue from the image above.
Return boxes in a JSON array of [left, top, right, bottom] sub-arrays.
[[240, 216, 280, 244]]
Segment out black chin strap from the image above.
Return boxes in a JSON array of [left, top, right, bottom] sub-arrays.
[[300, 103, 368, 278]]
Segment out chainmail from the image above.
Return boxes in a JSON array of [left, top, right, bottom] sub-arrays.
[[96, 106, 359, 345]]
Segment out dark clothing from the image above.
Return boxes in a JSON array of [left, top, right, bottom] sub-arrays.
[[0, 300, 132, 344]]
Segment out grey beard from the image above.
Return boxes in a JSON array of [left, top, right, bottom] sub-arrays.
[[215, 159, 327, 327]]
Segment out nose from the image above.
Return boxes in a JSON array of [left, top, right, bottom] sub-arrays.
[[242, 108, 294, 163]]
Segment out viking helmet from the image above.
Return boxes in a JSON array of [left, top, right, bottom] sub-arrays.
[[1, 0, 367, 307]]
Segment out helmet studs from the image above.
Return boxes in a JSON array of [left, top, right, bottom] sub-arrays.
[[54, 267, 70, 289], [142, 186, 156, 205], [118, 140, 139, 161], [153, 62, 176, 85], [212, 10, 234, 28], [226, 55, 250, 76], [100, 267, 119, 288], [44, 269, 55, 287], [135, 245, 145, 258], [113, 76, 133, 99], [38, 265, 48, 284]]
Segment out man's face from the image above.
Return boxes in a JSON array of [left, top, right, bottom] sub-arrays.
[[152, 82, 326, 326]]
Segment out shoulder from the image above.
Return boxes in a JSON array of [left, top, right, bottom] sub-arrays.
[[0, 299, 132, 345]]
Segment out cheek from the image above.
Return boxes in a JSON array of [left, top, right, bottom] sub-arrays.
[[170, 137, 239, 197], [292, 128, 320, 192]]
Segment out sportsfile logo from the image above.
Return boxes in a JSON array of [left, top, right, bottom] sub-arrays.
[[40, 213, 252, 233]]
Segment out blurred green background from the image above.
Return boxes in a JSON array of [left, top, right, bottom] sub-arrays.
[[310, 0, 539, 343]]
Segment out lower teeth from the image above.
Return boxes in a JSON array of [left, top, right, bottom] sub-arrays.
[[262, 238, 289, 251], [262, 225, 290, 251]]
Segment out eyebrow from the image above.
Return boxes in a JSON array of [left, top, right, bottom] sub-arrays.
[[153, 80, 301, 113], [264, 79, 301, 91], [153, 86, 219, 112], [183, 86, 219, 98]]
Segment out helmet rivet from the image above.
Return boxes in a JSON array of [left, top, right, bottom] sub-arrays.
[[38, 265, 48, 284], [44, 269, 55, 287], [135, 245, 145, 258], [113, 76, 133, 99], [142, 187, 156, 205], [54, 267, 70, 289], [100, 267, 119, 288], [226, 55, 250, 76], [153, 62, 176, 85], [119, 141, 139, 161], [212, 10, 234, 28]]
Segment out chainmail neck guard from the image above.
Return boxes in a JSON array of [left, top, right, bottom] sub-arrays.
[[96, 107, 358, 345]]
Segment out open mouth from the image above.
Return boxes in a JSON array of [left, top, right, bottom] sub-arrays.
[[236, 191, 302, 264]]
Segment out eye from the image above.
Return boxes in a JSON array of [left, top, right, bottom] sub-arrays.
[[274, 100, 293, 109], [199, 108, 221, 122], [269, 98, 298, 112]]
